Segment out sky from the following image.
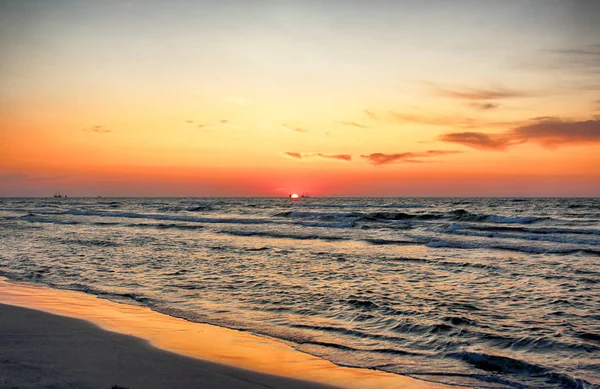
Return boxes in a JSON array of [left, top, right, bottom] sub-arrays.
[[1, 0, 599, 197]]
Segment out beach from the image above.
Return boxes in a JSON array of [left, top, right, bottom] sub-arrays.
[[0, 303, 334, 389], [0, 278, 457, 389]]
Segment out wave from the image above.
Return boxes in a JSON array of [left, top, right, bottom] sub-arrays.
[[275, 209, 551, 224], [31, 209, 273, 226], [221, 229, 347, 241], [10, 211, 596, 255], [125, 222, 205, 231], [449, 224, 600, 236], [425, 240, 600, 255], [448, 209, 548, 224], [290, 202, 426, 209], [447, 351, 591, 389], [446, 225, 600, 246]]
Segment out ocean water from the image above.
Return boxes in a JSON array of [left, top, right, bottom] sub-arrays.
[[0, 197, 598, 389]]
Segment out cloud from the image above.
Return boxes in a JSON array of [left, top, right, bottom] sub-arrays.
[[282, 124, 309, 133], [364, 110, 377, 119], [317, 153, 352, 161], [470, 102, 500, 110], [515, 117, 600, 147], [439, 117, 600, 150], [546, 44, 600, 73], [83, 125, 111, 133], [283, 152, 352, 162], [284, 152, 302, 159], [391, 112, 518, 129], [439, 132, 518, 150], [360, 150, 460, 166], [340, 121, 370, 129], [185, 119, 224, 128], [392, 112, 477, 129], [432, 84, 530, 100]]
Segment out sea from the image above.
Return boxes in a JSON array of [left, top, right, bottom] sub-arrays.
[[0, 197, 598, 389]]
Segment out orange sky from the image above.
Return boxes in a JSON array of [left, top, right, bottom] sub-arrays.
[[1, 1, 599, 196]]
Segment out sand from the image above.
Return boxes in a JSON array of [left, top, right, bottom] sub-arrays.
[[0, 303, 333, 389], [0, 278, 464, 389]]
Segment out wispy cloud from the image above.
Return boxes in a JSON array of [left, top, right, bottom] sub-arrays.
[[360, 150, 460, 166], [546, 44, 600, 73], [364, 110, 377, 120], [282, 124, 309, 133], [340, 121, 370, 129], [83, 125, 111, 133], [283, 152, 352, 162], [470, 102, 500, 110], [439, 117, 600, 150], [391, 111, 518, 129], [431, 84, 530, 100], [185, 119, 228, 128]]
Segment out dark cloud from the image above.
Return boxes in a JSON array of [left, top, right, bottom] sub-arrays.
[[516, 117, 600, 147], [197, 124, 206, 128], [433, 85, 529, 100], [439, 132, 517, 150], [340, 121, 370, 129], [364, 110, 377, 119], [360, 150, 460, 166], [283, 152, 352, 161], [220, 120, 228, 124], [439, 117, 600, 150], [470, 102, 500, 110], [185, 120, 194, 124]]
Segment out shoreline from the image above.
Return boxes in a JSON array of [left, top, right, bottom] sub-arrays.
[[0, 277, 463, 389], [0, 303, 334, 389]]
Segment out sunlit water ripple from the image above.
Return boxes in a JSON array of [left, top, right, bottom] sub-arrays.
[[0, 197, 599, 388]]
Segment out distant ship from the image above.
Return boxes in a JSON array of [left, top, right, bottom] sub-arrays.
[[53, 192, 67, 198]]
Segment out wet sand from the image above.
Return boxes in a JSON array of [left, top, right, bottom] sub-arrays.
[[0, 278, 463, 389], [0, 303, 335, 389]]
